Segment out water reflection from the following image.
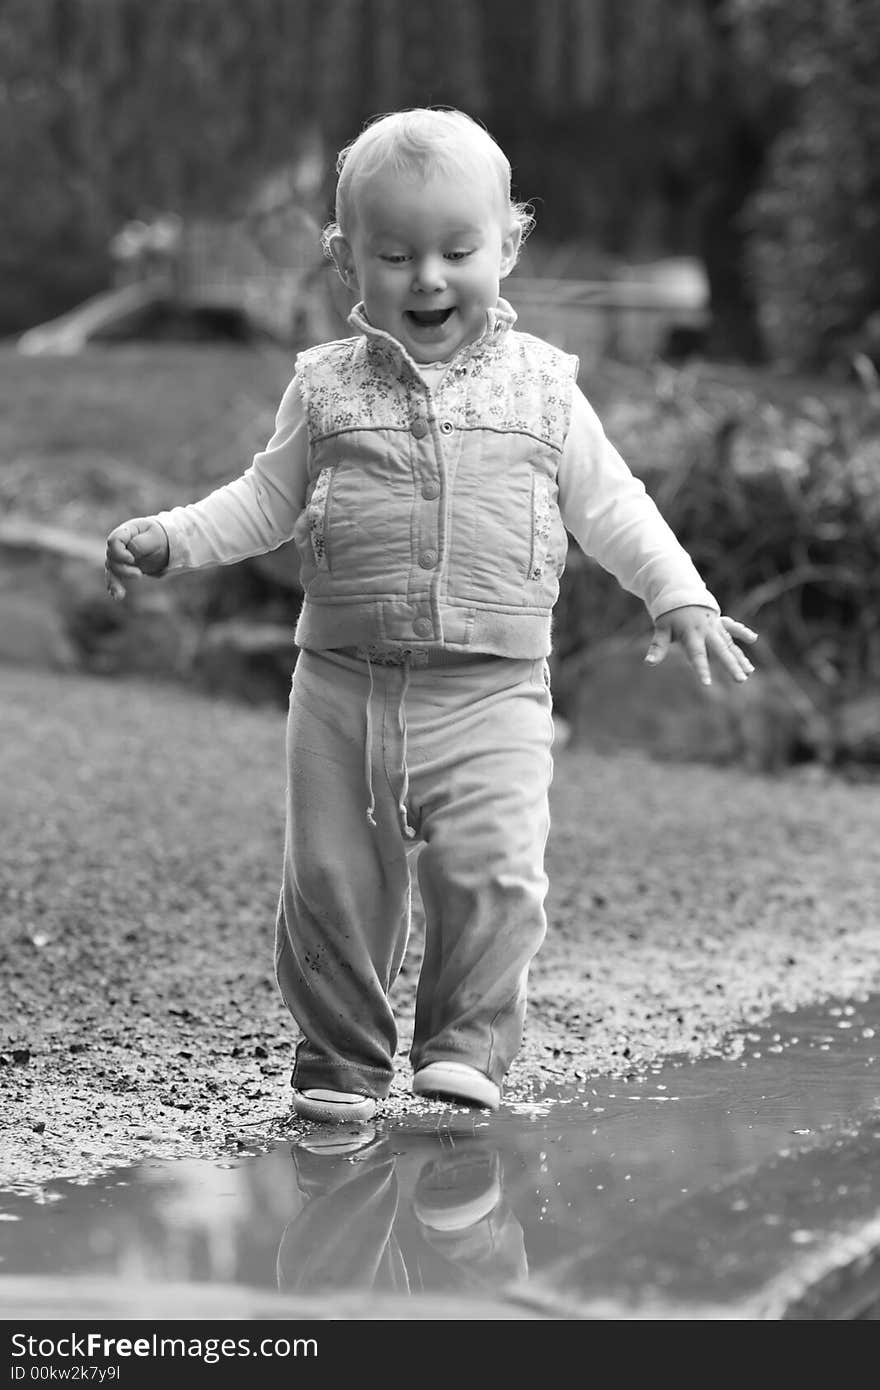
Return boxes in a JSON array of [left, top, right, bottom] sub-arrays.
[[1, 994, 878, 1306], [277, 1130, 527, 1295]]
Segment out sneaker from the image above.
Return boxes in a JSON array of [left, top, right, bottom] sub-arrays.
[[295, 1123, 379, 1156], [412, 1150, 502, 1231], [291, 1088, 377, 1124], [412, 1061, 500, 1111]]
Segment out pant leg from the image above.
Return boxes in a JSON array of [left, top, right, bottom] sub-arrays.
[[275, 650, 413, 1097], [278, 1145, 402, 1292], [406, 658, 554, 1087]]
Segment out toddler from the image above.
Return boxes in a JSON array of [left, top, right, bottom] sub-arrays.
[[105, 108, 758, 1124]]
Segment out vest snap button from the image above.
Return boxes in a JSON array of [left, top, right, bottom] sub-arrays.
[[439, 420, 454, 434], [419, 549, 438, 569], [413, 617, 433, 637], [421, 481, 440, 500], [411, 417, 429, 439]]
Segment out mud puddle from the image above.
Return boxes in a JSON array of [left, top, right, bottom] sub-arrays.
[[1, 994, 878, 1316]]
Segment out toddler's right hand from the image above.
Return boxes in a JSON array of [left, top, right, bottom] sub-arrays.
[[105, 517, 170, 600]]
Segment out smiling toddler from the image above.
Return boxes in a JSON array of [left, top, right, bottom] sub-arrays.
[[105, 108, 757, 1124]]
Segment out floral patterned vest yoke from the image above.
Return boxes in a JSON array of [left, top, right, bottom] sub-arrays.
[[291, 302, 579, 659]]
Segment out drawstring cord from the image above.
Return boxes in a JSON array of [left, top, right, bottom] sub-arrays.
[[396, 656, 417, 840], [364, 655, 377, 827], [363, 650, 417, 839]]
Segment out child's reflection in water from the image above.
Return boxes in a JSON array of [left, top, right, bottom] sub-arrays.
[[276, 1129, 527, 1295]]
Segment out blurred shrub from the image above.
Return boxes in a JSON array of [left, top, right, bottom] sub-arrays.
[[4, 344, 879, 772], [732, 0, 880, 369], [554, 362, 880, 767]]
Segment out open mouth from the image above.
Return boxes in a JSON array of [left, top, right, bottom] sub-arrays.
[[405, 308, 454, 328]]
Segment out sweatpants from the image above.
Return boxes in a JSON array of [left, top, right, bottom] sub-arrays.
[[274, 647, 555, 1099]]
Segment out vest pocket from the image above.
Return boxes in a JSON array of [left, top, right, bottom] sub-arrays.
[[528, 473, 553, 581], [306, 466, 333, 570]]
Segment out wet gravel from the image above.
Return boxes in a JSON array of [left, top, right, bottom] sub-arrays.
[[3, 665, 880, 1195]]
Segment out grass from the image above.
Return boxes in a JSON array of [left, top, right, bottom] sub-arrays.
[[0, 341, 295, 532], [1, 338, 867, 533], [3, 336, 878, 772]]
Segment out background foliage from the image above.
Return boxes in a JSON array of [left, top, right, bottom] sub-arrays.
[[2, 0, 879, 365], [2, 1, 879, 773], [2, 339, 878, 771]]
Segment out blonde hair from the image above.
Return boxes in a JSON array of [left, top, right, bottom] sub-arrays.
[[322, 107, 534, 256]]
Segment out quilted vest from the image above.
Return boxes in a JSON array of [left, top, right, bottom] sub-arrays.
[[291, 301, 579, 658]]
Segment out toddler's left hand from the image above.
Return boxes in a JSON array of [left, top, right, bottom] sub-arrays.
[[646, 606, 758, 686]]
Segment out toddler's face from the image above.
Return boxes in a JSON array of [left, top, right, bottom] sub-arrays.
[[333, 165, 520, 363]]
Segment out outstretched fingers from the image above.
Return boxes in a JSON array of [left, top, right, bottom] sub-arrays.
[[681, 630, 713, 686], [720, 616, 759, 646], [708, 618, 758, 684], [644, 625, 672, 667]]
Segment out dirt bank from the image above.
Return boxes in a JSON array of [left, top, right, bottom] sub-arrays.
[[3, 665, 879, 1194]]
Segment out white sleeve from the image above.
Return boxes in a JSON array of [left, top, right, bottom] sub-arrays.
[[558, 383, 720, 620], [155, 375, 310, 572]]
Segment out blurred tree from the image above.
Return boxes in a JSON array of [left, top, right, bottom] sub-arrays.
[[2, 0, 877, 367], [0, 0, 110, 327], [485, 0, 772, 357], [733, 0, 880, 368]]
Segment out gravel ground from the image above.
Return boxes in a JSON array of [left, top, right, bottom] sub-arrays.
[[2, 664, 880, 1195]]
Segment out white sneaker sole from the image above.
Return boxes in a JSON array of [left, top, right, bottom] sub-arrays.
[[296, 1124, 378, 1156], [292, 1089, 377, 1124], [412, 1062, 500, 1110]]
